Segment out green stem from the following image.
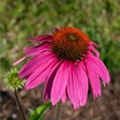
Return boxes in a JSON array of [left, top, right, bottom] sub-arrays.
[[14, 90, 26, 120], [54, 103, 62, 120]]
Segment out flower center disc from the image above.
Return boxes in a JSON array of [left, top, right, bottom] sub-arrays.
[[51, 27, 90, 61]]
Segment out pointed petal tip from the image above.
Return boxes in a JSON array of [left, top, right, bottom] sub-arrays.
[[25, 82, 30, 89], [73, 104, 80, 110], [93, 93, 101, 100], [79, 101, 86, 107], [25, 83, 35, 90], [25, 80, 36, 90], [87, 53, 111, 84], [103, 78, 110, 86], [51, 98, 58, 106], [61, 98, 66, 104], [25, 85, 30, 90], [90, 42, 100, 48]]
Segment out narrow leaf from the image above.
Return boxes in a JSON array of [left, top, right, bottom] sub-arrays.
[[29, 101, 51, 120]]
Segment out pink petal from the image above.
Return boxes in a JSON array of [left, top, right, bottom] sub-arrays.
[[13, 57, 26, 66], [29, 35, 53, 42], [88, 53, 110, 84], [19, 51, 55, 79], [51, 61, 70, 105], [61, 90, 67, 103], [25, 43, 49, 56], [25, 56, 59, 89], [44, 61, 63, 101], [90, 42, 100, 48], [19, 51, 50, 73], [89, 45, 100, 57], [67, 63, 80, 109], [84, 59, 101, 99], [77, 62, 88, 106]]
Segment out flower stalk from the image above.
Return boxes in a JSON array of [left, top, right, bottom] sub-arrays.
[[54, 102, 62, 120], [14, 90, 26, 120]]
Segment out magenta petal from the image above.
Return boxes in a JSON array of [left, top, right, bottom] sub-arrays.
[[25, 56, 59, 89], [19, 51, 51, 73], [25, 44, 49, 56], [67, 62, 88, 109], [90, 42, 100, 48], [19, 51, 55, 79], [13, 57, 26, 66], [44, 61, 62, 101], [51, 61, 70, 105], [77, 62, 88, 106], [67, 63, 80, 109], [89, 45, 100, 57], [29, 35, 53, 42], [85, 59, 101, 99], [61, 90, 67, 103], [88, 53, 110, 84]]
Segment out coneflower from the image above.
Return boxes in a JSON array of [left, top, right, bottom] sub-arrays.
[[14, 27, 110, 109]]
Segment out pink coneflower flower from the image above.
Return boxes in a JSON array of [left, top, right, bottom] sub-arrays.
[[14, 27, 110, 109]]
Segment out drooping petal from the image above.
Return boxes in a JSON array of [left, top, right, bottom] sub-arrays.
[[19, 51, 55, 79], [13, 57, 26, 66], [29, 35, 53, 42], [44, 61, 62, 100], [88, 53, 110, 84], [84, 59, 101, 99], [19, 51, 50, 73], [89, 45, 100, 57], [90, 42, 100, 48], [25, 56, 59, 89], [44, 68, 57, 101], [51, 61, 70, 105], [25, 43, 50, 57], [67, 63, 80, 109], [77, 62, 88, 106]]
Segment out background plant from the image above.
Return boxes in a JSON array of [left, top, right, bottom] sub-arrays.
[[0, 0, 120, 78]]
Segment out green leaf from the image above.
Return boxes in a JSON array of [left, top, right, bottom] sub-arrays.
[[29, 101, 51, 120]]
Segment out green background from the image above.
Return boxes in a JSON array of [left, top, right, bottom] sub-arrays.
[[0, 0, 120, 77]]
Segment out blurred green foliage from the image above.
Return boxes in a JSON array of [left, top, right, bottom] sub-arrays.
[[29, 101, 51, 120], [0, 0, 120, 77]]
